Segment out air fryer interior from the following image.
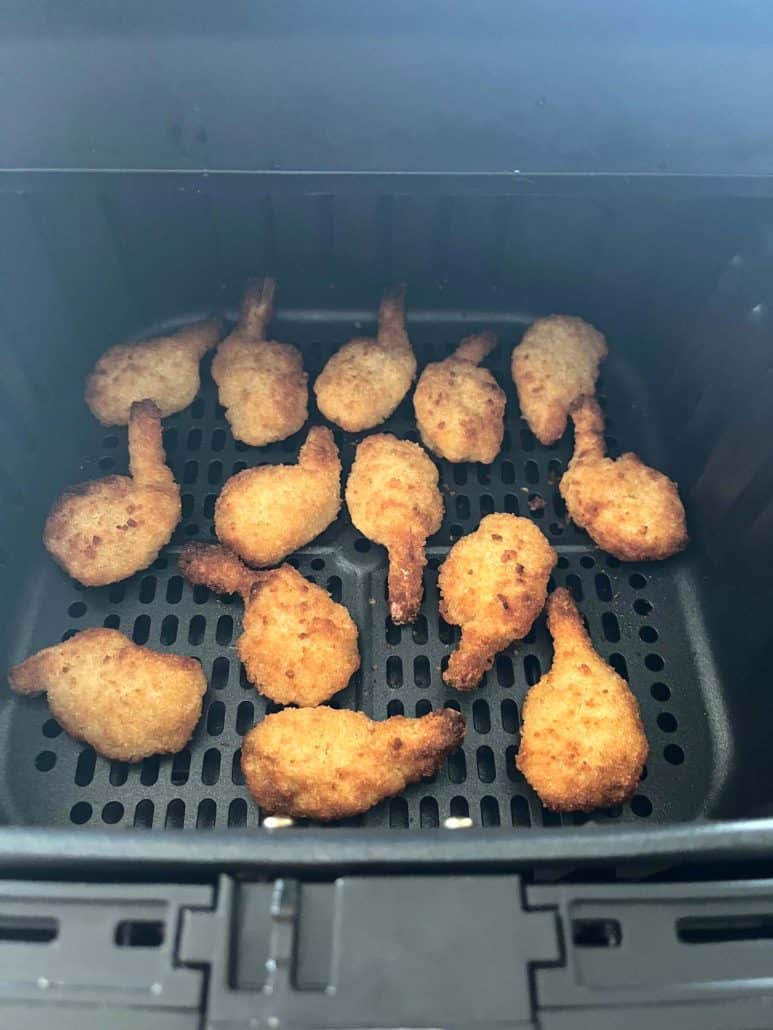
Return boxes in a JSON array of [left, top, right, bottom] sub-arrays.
[[1, 184, 771, 833]]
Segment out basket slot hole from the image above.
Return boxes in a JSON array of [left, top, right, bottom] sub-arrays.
[[228, 798, 247, 828], [387, 699, 404, 716], [565, 574, 583, 601], [170, 749, 191, 786], [447, 749, 467, 783], [166, 576, 183, 604], [389, 797, 409, 827], [110, 761, 129, 786], [232, 749, 245, 785], [132, 615, 150, 645], [501, 699, 519, 734], [524, 655, 541, 686], [160, 614, 178, 645], [495, 655, 514, 687], [164, 799, 185, 829], [420, 797, 439, 828], [595, 573, 612, 602], [481, 796, 500, 827], [133, 800, 154, 829], [201, 748, 221, 786], [413, 656, 430, 688], [602, 612, 620, 642], [216, 615, 234, 645], [415, 699, 432, 717], [207, 701, 225, 736], [188, 615, 206, 645], [140, 756, 160, 786], [196, 798, 217, 829], [450, 796, 469, 819], [472, 699, 490, 734], [609, 653, 629, 679], [476, 746, 495, 783], [386, 618, 401, 645], [74, 748, 96, 787], [387, 656, 403, 688], [236, 701, 254, 735], [411, 615, 428, 645]]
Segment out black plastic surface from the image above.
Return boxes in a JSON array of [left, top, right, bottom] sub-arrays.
[[2, 3, 773, 178], [0, 320, 720, 832], [180, 874, 559, 1029], [0, 879, 209, 1029]]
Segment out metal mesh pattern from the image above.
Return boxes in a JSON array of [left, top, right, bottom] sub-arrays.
[[1, 333, 712, 830]]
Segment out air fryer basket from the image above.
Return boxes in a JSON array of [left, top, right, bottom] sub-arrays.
[[0, 182, 771, 863]]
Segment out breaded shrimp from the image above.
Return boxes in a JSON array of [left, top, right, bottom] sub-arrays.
[[215, 426, 341, 567], [44, 400, 181, 586], [345, 433, 443, 624], [560, 396, 688, 561], [439, 514, 557, 691], [314, 286, 416, 431], [85, 318, 223, 426], [211, 278, 308, 445], [179, 543, 359, 707], [414, 331, 506, 463], [241, 706, 466, 820], [517, 588, 648, 811], [512, 315, 608, 445], [9, 629, 206, 762]]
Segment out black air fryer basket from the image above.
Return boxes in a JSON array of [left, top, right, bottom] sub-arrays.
[[1, 4, 773, 1027]]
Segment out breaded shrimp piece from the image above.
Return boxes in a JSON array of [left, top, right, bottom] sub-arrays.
[[439, 514, 557, 691], [179, 543, 359, 707], [314, 286, 417, 431], [512, 315, 608, 445], [560, 397, 688, 561], [414, 332, 506, 463], [9, 628, 206, 762], [241, 706, 466, 820], [44, 400, 181, 586], [85, 318, 223, 426], [346, 434, 443, 624], [215, 425, 341, 567], [211, 278, 308, 446], [517, 588, 648, 811]]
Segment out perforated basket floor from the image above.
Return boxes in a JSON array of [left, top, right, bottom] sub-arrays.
[[0, 320, 716, 831]]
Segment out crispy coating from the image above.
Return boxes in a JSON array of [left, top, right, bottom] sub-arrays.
[[85, 318, 223, 426], [314, 286, 417, 431], [517, 588, 648, 811], [414, 332, 506, 463], [560, 397, 688, 561], [512, 315, 608, 445], [346, 434, 443, 624], [44, 400, 181, 586], [241, 706, 466, 820], [9, 628, 205, 762], [179, 543, 360, 707], [215, 426, 341, 567], [439, 514, 557, 691], [211, 278, 308, 446]]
